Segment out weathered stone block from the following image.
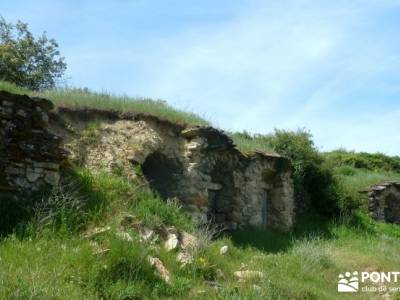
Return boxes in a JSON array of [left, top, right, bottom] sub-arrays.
[[361, 182, 400, 224], [0, 91, 65, 200]]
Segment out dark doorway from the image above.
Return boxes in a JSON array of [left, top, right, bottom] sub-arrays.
[[385, 193, 400, 224], [141, 152, 182, 199]]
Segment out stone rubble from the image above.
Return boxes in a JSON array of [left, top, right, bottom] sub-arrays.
[[179, 230, 198, 250], [116, 231, 134, 242], [164, 232, 179, 251], [147, 256, 171, 283], [83, 226, 111, 239], [233, 270, 265, 281], [176, 251, 194, 266], [220, 245, 229, 255]]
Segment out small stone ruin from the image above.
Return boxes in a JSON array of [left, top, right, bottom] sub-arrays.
[[142, 127, 295, 232], [59, 110, 295, 232], [361, 182, 400, 224]]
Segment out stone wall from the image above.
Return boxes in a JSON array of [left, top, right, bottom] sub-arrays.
[[0, 91, 295, 232], [61, 112, 295, 232], [0, 91, 65, 200], [173, 127, 294, 232], [361, 182, 400, 224]]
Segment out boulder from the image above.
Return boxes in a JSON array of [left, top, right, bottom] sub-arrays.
[[116, 231, 133, 242], [148, 256, 170, 283], [233, 270, 265, 281], [176, 251, 194, 266], [139, 227, 155, 242], [83, 226, 111, 239], [164, 233, 179, 251], [220, 245, 229, 255], [179, 231, 198, 250]]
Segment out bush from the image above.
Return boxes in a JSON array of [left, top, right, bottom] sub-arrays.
[[268, 129, 340, 216], [323, 149, 400, 173], [0, 16, 66, 90], [347, 210, 377, 234]]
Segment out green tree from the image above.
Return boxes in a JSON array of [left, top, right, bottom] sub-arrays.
[[0, 16, 66, 90]]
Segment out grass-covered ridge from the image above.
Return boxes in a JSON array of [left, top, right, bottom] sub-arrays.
[[0, 81, 209, 126]]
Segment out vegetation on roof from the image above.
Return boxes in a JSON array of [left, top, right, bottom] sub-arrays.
[[0, 80, 209, 126]]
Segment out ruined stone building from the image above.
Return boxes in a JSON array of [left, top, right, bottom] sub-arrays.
[[0, 91, 295, 232], [361, 182, 400, 224]]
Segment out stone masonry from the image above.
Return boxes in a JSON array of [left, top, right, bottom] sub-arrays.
[[361, 182, 400, 224], [0, 91, 65, 199], [0, 91, 295, 232], [61, 111, 295, 232]]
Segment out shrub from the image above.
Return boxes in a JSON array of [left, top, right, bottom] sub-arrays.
[[347, 210, 377, 234], [268, 129, 340, 216], [323, 149, 400, 173]]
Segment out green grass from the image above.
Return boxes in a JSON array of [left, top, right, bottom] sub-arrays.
[[332, 166, 400, 210], [2, 80, 400, 299], [0, 81, 209, 126], [324, 149, 400, 173], [230, 131, 276, 154], [334, 166, 400, 191], [0, 81, 278, 154], [1, 167, 400, 299]]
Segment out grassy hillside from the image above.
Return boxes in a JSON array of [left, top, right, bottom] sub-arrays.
[[323, 150, 400, 211], [1, 81, 400, 299], [2, 166, 400, 299]]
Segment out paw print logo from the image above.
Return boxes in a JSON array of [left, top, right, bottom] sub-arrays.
[[338, 271, 359, 292]]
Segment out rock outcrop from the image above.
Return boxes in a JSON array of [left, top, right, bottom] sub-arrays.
[[0, 91, 65, 200], [361, 182, 400, 224]]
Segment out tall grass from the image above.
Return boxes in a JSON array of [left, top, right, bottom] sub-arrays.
[[230, 131, 275, 154], [1, 165, 400, 299], [2, 81, 400, 298], [333, 166, 400, 210], [0, 81, 209, 126]]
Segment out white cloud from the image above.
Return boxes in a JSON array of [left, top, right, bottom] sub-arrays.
[[3, 0, 399, 154], [125, 1, 399, 155]]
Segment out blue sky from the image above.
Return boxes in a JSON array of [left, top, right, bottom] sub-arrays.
[[2, 0, 400, 155]]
